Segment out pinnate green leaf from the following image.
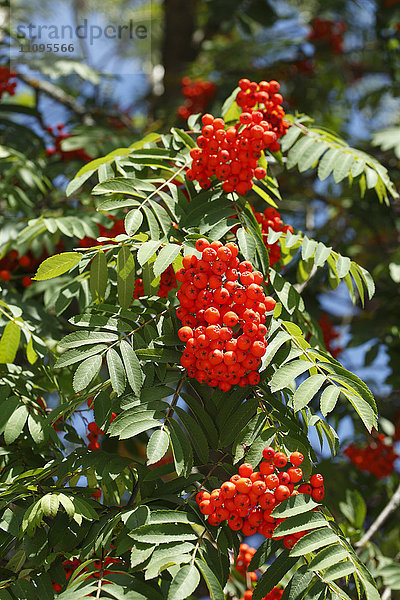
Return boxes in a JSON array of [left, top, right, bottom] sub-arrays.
[[147, 429, 170, 465], [120, 340, 143, 396], [290, 528, 339, 557], [89, 251, 108, 302], [274, 511, 328, 536], [167, 564, 200, 600], [4, 404, 28, 444], [271, 493, 320, 519], [308, 544, 349, 571], [253, 550, 299, 600], [130, 523, 197, 544], [320, 386, 340, 417], [291, 375, 326, 411], [270, 361, 314, 393], [106, 348, 126, 396], [117, 246, 135, 309], [33, 252, 82, 280], [195, 559, 225, 600], [73, 355, 102, 392], [0, 321, 21, 364], [153, 244, 181, 278]]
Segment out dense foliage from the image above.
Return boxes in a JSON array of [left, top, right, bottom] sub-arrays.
[[1, 1, 400, 599]]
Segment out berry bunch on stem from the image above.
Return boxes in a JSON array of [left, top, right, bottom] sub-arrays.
[[240, 587, 283, 600], [134, 264, 178, 299], [251, 205, 293, 267], [0, 245, 63, 287], [196, 447, 325, 549], [0, 66, 17, 99], [318, 313, 343, 358], [308, 18, 347, 54], [344, 433, 398, 478], [186, 78, 289, 194], [177, 239, 276, 391], [177, 76, 216, 120], [46, 123, 92, 162], [235, 78, 289, 151]]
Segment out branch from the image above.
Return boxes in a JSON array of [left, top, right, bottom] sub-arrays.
[[356, 482, 400, 552], [95, 549, 105, 599], [294, 264, 318, 293], [16, 72, 95, 125], [185, 452, 229, 503], [162, 375, 186, 429], [381, 585, 392, 600]]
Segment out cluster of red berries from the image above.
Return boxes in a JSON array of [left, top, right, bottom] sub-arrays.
[[240, 588, 283, 600], [344, 433, 398, 479], [176, 239, 276, 391], [195, 447, 325, 549], [235, 543, 258, 581], [52, 556, 122, 592], [0, 66, 17, 100], [78, 216, 125, 248], [177, 77, 216, 121], [134, 264, 178, 299], [318, 313, 342, 358], [234, 543, 284, 600], [186, 78, 289, 194], [86, 397, 116, 451], [46, 124, 92, 162], [87, 421, 104, 452], [235, 79, 289, 149], [308, 18, 347, 54], [252, 206, 293, 267], [0, 245, 64, 287], [187, 111, 279, 195]]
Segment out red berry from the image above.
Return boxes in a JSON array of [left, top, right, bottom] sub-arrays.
[[311, 486, 325, 501], [204, 307, 220, 324], [223, 311, 239, 327], [0, 270, 11, 282], [22, 276, 32, 287], [275, 485, 291, 502], [254, 167, 266, 179], [236, 477, 253, 494], [310, 474, 324, 487], [221, 481, 236, 498], [263, 446, 275, 460], [239, 463, 253, 478], [200, 499, 214, 515], [202, 114, 214, 126], [195, 238, 210, 252], [290, 452, 304, 466], [287, 467, 303, 483], [274, 452, 288, 468]]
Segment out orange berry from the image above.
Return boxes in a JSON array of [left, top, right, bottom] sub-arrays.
[[235, 477, 253, 494], [274, 452, 288, 468], [239, 463, 253, 477], [290, 451, 304, 466], [199, 499, 214, 515], [259, 460, 274, 476], [275, 485, 290, 502], [221, 481, 236, 498], [287, 467, 303, 483]]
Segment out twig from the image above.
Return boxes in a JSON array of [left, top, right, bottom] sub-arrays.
[[381, 586, 392, 600], [294, 264, 318, 293], [185, 452, 229, 503], [355, 482, 400, 552], [17, 71, 95, 125], [95, 549, 105, 599], [162, 375, 186, 429]]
